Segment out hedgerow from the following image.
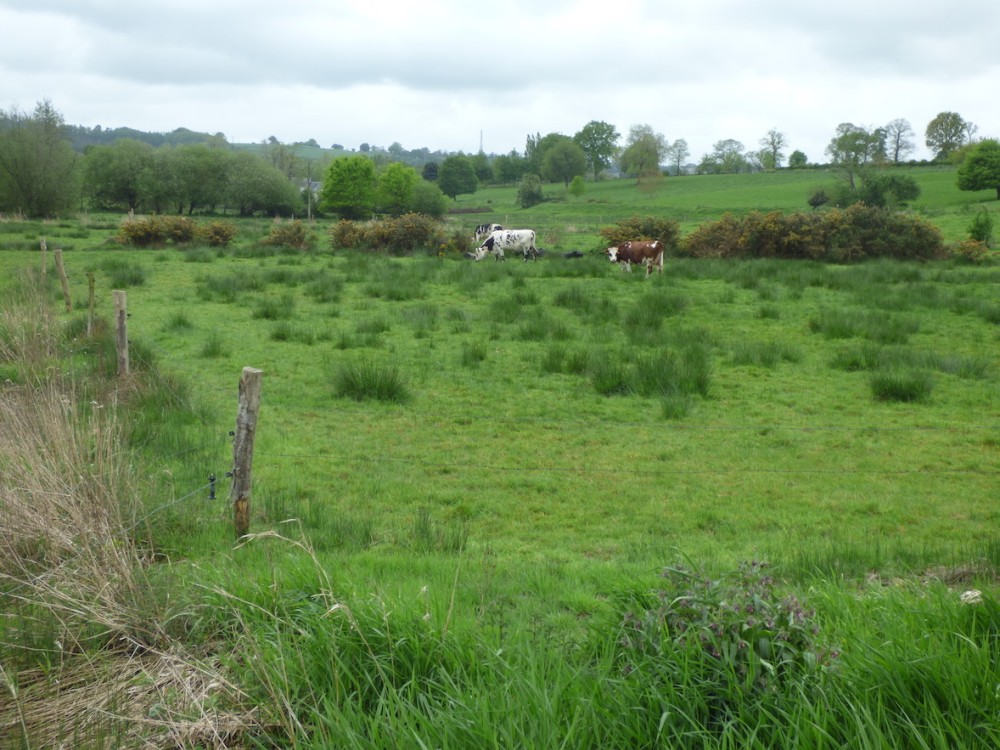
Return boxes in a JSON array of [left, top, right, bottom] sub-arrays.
[[681, 206, 946, 261], [329, 213, 461, 255]]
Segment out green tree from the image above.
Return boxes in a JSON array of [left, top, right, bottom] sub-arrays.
[[788, 150, 808, 169], [858, 174, 921, 208], [711, 139, 749, 173], [885, 118, 915, 164], [620, 124, 667, 182], [568, 175, 585, 199], [437, 154, 478, 200], [664, 138, 690, 176], [825, 123, 882, 192], [0, 99, 79, 216], [573, 120, 620, 181], [493, 151, 526, 185], [517, 173, 544, 208], [83, 138, 155, 211], [376, 162, 419, 216], [957, 139, 1000, 200], [226, 151, 300, 217], [421, 162, 439, 182], [470, 151, 494, 184], [175, 143, 231, 214], [542, 140, 587, 186], [925, 112, 970, 160], [140, 146, 184, 214], [320, 155, 377, 219], [759, 128, 787, 169], [410, 180, 448, 218]]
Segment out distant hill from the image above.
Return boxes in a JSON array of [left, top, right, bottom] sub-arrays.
[[62, 124, 466, 169]]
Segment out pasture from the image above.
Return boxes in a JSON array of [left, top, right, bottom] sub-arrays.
[[1, 170, 999, 747]]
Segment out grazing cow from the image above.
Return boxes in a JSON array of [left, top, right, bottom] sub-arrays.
[[473, 229, 539, 262], [606, 240, 664, 276], [473, 223, 503, 244]]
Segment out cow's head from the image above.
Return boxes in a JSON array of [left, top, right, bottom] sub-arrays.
[[472, 237, 495, 261], [606, 246, 619, 263]]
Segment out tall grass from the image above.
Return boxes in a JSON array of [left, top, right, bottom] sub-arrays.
[[332, 357, 411, 403]]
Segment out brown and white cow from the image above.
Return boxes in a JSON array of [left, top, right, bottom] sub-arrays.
[[606, 240, 664, 276]]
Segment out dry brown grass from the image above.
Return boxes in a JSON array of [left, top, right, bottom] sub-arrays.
[[0, 272, 256, 747]]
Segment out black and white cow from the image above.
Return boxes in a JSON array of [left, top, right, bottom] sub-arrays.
[[472, 229, 538, 262], [606, 240, 664, 276], [473, 223, 503, 244]]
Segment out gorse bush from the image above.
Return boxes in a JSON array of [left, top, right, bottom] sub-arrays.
[[198, 220, 237, 247], [116, 215, 197, 247], [682, 206, 946, 261], [329, 213, 448, 255], [261, 219, 316, 251], [599, 214, 681, 249]]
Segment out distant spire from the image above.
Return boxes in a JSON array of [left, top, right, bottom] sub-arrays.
[[479, 130, 483, 153]]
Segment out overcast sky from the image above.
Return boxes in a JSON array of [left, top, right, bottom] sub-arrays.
[[2, 0, 997, 164]]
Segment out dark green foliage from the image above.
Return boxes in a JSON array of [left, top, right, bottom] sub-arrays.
[[599, 215, 680, 249], [869, 369, 935, 402], [619, 560, 835, 728], [516, 173, 544, 208], [807, 187, 829, 209], [858, 173, 921, 208], [968, 209, 994, 246], [956, 138, 1000, 199]]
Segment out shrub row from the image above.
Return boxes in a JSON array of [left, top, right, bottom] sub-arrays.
[[116, 215, 237, 248], [680, 205, 947, 261], [330, 213, 468, 256]]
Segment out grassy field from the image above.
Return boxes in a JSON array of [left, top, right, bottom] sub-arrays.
[[1, 168, 999, 747]]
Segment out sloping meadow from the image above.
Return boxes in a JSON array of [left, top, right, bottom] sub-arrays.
[[2, 242, 999, 747]]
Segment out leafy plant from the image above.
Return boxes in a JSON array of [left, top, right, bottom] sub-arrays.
[[619, 560, 837, 713]]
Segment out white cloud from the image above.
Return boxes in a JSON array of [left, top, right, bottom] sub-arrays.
[[2, 0, 998, 161]]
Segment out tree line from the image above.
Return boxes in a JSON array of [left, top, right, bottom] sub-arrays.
[[1, 100, 997, 220]]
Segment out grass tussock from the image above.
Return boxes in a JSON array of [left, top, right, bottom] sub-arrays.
[[333, 357, 411, 403]]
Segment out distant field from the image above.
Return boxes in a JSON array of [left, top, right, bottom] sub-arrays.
[[447, 165, 998, 247]]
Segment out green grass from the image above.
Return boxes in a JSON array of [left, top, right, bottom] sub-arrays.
[[2, 176, 999, 748]]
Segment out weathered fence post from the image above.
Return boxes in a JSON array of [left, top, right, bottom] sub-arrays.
[[231, 367, 263, 540], [40, 238, 47, 279], [112, 290, 129, 376], [87, 273, 95, 336], [53, 248, 71, 312]]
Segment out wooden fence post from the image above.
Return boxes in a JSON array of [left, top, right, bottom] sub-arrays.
[[112, 290, 129, 376], [231, 367, 263, 540], [87, 273, 95, 336], [40, 238, 47, 279], [54, 248, 71, 312]]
